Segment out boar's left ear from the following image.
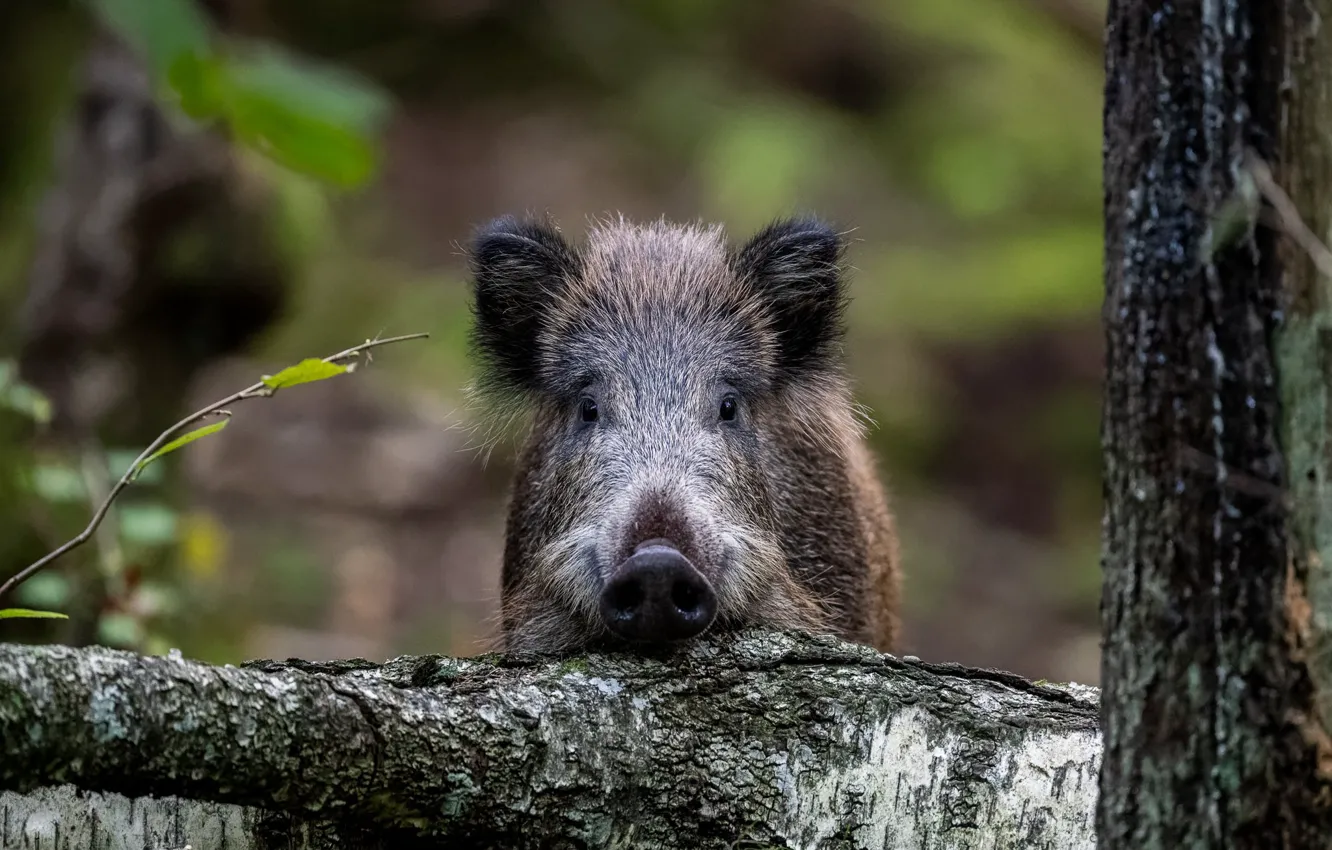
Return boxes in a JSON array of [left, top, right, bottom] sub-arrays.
[[734, 216, 848, 377], [469, 215, 579, 396]]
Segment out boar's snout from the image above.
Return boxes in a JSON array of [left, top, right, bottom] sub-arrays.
[[599, 539, 717, 643]]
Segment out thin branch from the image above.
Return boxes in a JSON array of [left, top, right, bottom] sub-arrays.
[[1245, 151, 1332, 280], [0, 333, 429, 602]]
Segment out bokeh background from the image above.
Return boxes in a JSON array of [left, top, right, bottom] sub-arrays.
[[0, 0, 1105, 684]]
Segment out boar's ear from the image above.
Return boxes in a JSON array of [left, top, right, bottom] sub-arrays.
[[468, 215, 578, 395], [734, 217, 848, 377]]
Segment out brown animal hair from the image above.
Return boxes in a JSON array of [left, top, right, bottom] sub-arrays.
[[469, 214, 900, 654]]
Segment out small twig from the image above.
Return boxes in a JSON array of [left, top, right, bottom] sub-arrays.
[[1245, 151, 1332, 280], [0, 333, 428, 601], [1177, 444, 1291, 509]]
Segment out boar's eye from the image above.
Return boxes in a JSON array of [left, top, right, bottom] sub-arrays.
[[579, 397, 600, 423], [719, 395, 739, 422]]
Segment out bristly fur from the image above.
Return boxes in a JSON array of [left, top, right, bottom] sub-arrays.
[[466, 213, 901, 655], [464, 215, 579, 462], [468, 214, 581, 398], [730, 217, 851, 380]]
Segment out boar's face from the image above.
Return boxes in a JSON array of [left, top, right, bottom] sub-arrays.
[[470, 215, 853, 653]]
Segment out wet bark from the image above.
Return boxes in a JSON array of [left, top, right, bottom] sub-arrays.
[[1100, 1, 1332, 847], [0, 631, 1100, 849]]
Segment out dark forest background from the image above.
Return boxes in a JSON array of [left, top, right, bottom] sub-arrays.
[[0, 0, 1105, 684]]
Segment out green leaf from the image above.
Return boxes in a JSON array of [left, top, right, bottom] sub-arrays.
[[226, 96, 378, 188], [261, 358, 348, 391], [87, 2, 390, 189], [218, 45, 389, 188], [107, 448, 165, 485], [0, 608, 69, 620], [118, 503, 179, 547], [133, 417, 229, 478], [167, 49, 227, 119], [224, 45, 389, 134], [86, 0, 211, 82]]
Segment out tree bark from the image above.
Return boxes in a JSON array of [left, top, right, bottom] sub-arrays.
[[1100, 1, 1332, 847], [0, 632, 1100, 849], [1277, 0, 1332, 748]]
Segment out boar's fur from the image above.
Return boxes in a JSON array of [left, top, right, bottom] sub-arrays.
[[468, 214, 900, 654]]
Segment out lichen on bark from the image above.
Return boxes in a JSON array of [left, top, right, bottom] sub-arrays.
[[1277, 0, 1332, 757], [1100, 0, 1332, 846], [0, 631, 1099, 849]]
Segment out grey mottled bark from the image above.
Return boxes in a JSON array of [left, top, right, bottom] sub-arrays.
[[0, 631, 1099, 849], [1100, 1, 1332, 847], [2, 785, 257, 850]]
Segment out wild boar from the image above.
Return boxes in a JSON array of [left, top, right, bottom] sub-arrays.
[[468, 215, 900, 654]]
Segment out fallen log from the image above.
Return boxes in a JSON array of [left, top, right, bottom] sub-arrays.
[[0, 630, 1100, 849]]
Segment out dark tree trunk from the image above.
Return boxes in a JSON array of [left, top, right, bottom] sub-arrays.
[[1100, 1, 1332, 847]]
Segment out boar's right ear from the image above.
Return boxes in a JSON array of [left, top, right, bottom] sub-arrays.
[[734, 216, 848, 379], [468, 216, 578, 396]]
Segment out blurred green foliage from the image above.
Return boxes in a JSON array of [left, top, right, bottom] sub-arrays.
[[89, 0, 390, 188], [1, 356, 188, 639], [1, 328, 422, 646], [1, 0, 395, 646], [1, 0, 1107, 668], [256, 0, 1103, 370]]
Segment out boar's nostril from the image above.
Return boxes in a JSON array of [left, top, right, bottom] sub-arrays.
[[671, 580, 704, 613], [599, 545, 717, 644], [604, 579, 645, 615]]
